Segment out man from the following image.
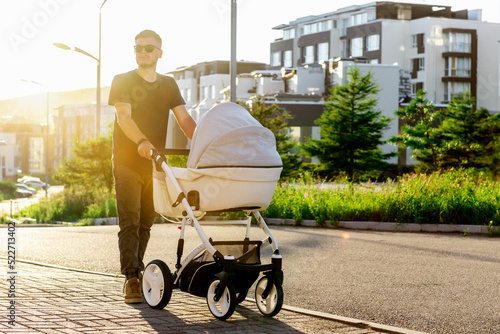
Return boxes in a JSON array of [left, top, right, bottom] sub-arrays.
[[108, 29, 196, 304]]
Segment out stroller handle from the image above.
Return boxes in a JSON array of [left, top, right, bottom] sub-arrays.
[[157, 148, 190, 156]]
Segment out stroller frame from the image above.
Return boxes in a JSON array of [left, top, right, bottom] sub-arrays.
[[143, 149, 284, 320]]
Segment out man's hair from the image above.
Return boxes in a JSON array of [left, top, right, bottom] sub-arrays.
[[135, 30, 162, 48]]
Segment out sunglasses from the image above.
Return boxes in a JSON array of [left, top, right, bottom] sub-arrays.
[[134, 44, 161, 53]]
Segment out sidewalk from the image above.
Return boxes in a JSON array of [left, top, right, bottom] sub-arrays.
[[1, 260, 426, 334]]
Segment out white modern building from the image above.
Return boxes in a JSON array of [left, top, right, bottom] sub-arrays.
[[0, 133, 18, 181], [270, 1, 500, 112], [52, 102, 115, 168]]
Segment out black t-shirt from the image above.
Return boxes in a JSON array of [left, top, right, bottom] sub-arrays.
[[108, 70, 185, 174]]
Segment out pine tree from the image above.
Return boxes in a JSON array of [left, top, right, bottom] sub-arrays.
[[239, 96, 302, 180], [302, 65, 395, 181], [389, 90, 446, 171], [439, 93, 500, 169]]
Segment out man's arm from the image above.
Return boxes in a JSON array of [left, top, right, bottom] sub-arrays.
[[172, 104, 196, 139], [114, 102, 155, 159]]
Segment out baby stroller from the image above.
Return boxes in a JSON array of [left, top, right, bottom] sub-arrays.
[[143, 102, 284, 320]]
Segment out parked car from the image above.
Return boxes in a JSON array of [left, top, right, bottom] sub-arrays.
[[15, 187, 33, 198], [15, 183, 37, 195], [17, 176, 50, 190]]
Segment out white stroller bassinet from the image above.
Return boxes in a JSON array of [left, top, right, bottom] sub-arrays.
[[153, 102, 283, 218]]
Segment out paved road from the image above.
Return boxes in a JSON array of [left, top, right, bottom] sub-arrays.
[[1, 223, 499, 334]]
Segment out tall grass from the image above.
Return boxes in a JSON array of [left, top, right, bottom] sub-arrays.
[[8, 169, 500, 227], [16, 187, 115, 223], [264, 169, 500, 226]]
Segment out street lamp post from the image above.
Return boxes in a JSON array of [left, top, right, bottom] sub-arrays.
[[20, 79, 49, 198], [53, 0, 108, 137], [230, 0, 237, 102], [97, 0, 108, 136], [53, 43, 100, 137]]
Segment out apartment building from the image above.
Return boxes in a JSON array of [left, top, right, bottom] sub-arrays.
[[168, 60, 267, 111], [0, 123, 47, 179], [166, 60, 267, 148], [52, 103, 115, 168], [270, 1, 500, 112], [0, 133, 18, 181]]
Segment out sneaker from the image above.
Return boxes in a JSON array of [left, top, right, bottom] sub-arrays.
[[123, 277, 142, 304]]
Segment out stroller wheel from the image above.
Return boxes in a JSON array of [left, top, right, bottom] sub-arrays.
[[206, 278, 236, 320], [143, 260, 173, 309], [255, 276, 283, 317]]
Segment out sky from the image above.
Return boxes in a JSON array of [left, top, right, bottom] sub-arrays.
[[1, 0, 499, 101]]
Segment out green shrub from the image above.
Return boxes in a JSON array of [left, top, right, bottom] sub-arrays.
[[16, 186, 115, 223], [264, 169, 500, 226], [0, 180, 16, 200]]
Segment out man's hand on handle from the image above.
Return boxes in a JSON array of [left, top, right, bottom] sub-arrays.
[[137, 139, 155, 160]]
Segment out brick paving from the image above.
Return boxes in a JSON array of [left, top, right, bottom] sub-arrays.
[[0, 261, 422, 334]]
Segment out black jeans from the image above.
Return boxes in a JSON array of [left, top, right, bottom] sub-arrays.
[[113, 160, 156, 279]]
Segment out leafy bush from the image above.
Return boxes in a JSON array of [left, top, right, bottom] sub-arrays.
[[0, 180, 16, 200], [16, 186, 115, 223]]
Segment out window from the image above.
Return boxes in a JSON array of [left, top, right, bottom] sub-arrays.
[[318, 42, 329, 62], [284, 50, 293, 67], [211, 85, 216, 99], [341, 18, 349, 35], [366, 34, 380, 51], [283, 29, 295, 40], [444, 57, 471, 77], [412, 35, 418, 48], [318, 20, 333, 31], [445, 32, 471, 52], [304, 45, 315, 64], [302, 20, 332, 35], [29, 137, 44, 174], [419, 58, 425, 71], [271, 51, 281, 67], [412, 82, 424, 95], [444, 82, 470, 101], [288, 127, 301, 142], [412, 33, 425, 53], [411, 58, 425, 78], [350, 12, 367, 26], [351, 37, 363, 57]]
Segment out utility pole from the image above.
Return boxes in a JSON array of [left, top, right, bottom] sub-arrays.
[[230, 0, 237, 102]]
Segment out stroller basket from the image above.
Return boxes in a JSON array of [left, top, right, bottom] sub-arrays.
[[180, 240, 262, 297]]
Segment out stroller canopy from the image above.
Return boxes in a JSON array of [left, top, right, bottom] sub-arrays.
[[187, 102, 282, 172]]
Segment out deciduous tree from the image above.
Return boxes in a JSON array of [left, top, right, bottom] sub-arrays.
[[53, 133, 113, 192]]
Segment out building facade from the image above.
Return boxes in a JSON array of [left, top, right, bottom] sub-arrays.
[[166, 60, 267, 148], [270, 1, 499, 112], [52, 102, 115, 169], [0, 123, 48, 179]]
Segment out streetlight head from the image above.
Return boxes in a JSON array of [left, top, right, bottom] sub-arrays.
[[53, 42, 72, 50]]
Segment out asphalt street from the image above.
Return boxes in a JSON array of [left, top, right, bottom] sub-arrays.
[[1, 223, 499, 334]]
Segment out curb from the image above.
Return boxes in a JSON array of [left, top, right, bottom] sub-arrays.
[[265, 218, 497, 234], [3, 257, 426, 334], [3, 216, 497, 235]]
